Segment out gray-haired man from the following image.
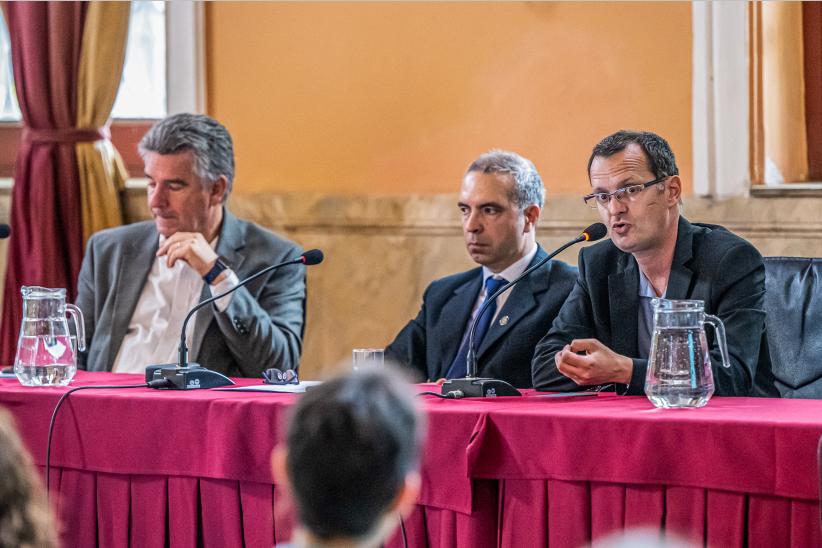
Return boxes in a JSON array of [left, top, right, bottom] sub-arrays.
[[385, 150, 577, 388], [76, 113, 305, 377]]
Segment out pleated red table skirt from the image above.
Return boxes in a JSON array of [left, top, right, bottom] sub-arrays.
[[1, 372, 820, 547]]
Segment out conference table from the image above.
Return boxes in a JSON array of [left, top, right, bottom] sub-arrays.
[[0, 372, 820, 547]]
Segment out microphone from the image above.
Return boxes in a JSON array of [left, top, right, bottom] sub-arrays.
[[300, 248, 324, 265], [441, 223, 607, 398], [147, 248, 325, 389], [0, 224, 10, 239]]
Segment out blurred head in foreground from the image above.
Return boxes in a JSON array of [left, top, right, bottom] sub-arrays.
[[272, 366, 425, 548], [0, 408, 56, 548], [592, 527, 697, 548]]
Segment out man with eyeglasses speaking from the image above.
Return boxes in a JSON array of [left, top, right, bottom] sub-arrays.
[[531, 130, 778, 397]]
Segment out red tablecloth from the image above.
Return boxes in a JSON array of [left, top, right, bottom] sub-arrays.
[[1, 372, 820, 547]]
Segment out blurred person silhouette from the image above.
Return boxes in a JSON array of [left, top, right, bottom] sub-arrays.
[[591, 527, 696, 548], [272, 365, 424, 548], [0, 408, 56, 548]]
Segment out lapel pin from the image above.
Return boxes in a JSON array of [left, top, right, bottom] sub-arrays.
[[499, 315, 509, 326]]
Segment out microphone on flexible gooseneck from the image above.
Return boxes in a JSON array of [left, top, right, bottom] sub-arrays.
[[146, 249, 324, 389], [441, 223, 608, 398]]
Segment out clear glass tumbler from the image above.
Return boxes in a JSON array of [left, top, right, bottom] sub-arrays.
[[352, 348, 384, 371]]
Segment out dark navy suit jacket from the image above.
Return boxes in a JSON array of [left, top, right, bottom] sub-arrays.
[[385, 247, 577, 388], [532, 217, 779, 396]]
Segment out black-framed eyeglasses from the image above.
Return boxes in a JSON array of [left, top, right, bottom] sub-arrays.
[[263, 368, 299, 385], [583, 175, 668, 209]]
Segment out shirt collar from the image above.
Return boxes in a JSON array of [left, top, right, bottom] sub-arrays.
[[482, 244, 538, 284], [638, 268, 664, 298]]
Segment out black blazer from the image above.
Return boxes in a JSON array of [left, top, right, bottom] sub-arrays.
[[532, 217, 779, 397], [385, 247, 577, 388]]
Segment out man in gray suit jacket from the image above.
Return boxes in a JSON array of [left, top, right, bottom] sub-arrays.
[[76, 114, 305, 378], [385, 150, 577, 388]]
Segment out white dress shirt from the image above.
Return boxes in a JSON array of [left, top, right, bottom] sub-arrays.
[[112, 236, 239, 373], [465, 244, 539, 332]]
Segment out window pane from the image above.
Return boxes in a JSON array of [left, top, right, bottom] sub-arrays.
[[0, 3, 167, 122], [111, 1, 167, 119], [0, 10, 21, 122]]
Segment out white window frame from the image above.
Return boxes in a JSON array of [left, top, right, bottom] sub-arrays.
[[121, 3, 205, 187], [691, 1, 749, 198], [166, 1, 206, 115]]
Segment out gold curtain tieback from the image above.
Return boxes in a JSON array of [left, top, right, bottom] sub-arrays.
[[22, 126, 110, 144]]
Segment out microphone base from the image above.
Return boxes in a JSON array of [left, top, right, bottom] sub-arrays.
[[147, 363, 235, 390], [441, 377, 522, 398], [145, 363, 175, 384]]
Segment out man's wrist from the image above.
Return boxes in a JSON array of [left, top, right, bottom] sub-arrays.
[[209, 268, 240, 312], [211, 268, 230, 285], [618, 355, 634, 385], [203, 258, 229, 285]]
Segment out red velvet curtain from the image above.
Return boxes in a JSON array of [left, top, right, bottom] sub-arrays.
[[804, 2, 822, 179], [0, 2, 90, 364]]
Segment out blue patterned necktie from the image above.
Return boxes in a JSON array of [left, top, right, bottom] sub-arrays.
[[446, 276, 508, 379]]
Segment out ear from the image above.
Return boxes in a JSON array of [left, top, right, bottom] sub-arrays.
[[388, 471, 421, 518], [522, 204, 541, 233], [271, 445, 290, 489], [209, 176, 228, 206], [665, 176, 682, 205]]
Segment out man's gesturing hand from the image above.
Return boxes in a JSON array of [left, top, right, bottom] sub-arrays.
[[554, 339, 633, 386], [156, 232, 219, 277]]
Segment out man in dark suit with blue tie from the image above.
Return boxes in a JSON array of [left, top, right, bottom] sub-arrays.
[[385, 150, 577, 388]]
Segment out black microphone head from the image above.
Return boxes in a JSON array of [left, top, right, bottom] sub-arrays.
[[301, 249, 324, 266], [581, 223, 607, 242], [0, 224, 10, 239]]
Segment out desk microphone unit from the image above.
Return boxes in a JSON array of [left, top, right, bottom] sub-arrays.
[[147, 249, 324, 389]]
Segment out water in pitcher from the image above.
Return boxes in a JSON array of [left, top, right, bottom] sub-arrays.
[[14, 334, 77, 386], [645, 326, 714, 408]]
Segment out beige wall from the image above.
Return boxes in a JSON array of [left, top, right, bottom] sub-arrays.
[[8, 3, 820, 379], [198, 1, 697, 375], [113, 189, 822, 379], [2, 183, 822, 379], [205, 2, 693, 197]]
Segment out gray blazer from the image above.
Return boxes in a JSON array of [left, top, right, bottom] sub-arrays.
[[76, 209, 306, 377]]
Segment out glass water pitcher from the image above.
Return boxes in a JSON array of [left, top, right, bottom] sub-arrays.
[[645, 299, 730, 408], [14, 286, 85, 387]]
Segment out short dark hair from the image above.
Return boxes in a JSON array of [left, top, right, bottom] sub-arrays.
[[587, 130, 679, 180], [285, 368, 423, 540], [139, 113, 235, 200]]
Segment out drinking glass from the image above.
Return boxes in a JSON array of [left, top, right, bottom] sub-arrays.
[[352, 348, 384, 371]]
